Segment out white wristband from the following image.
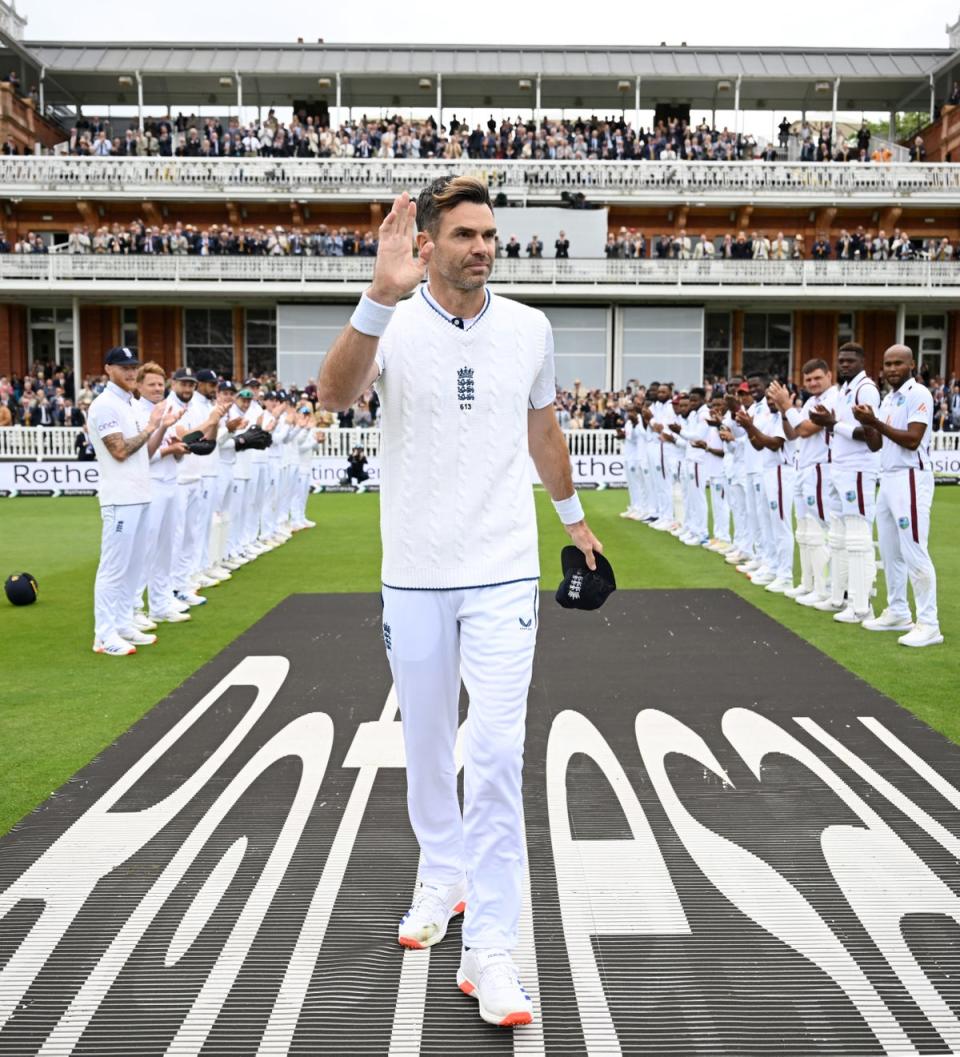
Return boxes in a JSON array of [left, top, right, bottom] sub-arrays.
[[552, 492, 585, 525], [834, 421, 856, 440], [350, 292, 396, 337], [785, 407, 802, 428]]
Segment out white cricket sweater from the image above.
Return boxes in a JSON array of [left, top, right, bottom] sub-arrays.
[[375, 289, 555, 589]]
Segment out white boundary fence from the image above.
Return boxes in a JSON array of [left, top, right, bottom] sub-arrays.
[[2, 426, 958, 462], [4, 256, 960, 289], [4, 156, 960, 203]]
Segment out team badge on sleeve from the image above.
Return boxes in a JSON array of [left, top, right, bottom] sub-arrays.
[[806, 495, 816, 505], [898, 516, 910, 530], [845, 490, 856, 502], [769, 500, 778, 510]]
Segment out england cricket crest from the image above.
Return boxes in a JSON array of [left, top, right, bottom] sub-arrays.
[[457, 366, 475, 410]]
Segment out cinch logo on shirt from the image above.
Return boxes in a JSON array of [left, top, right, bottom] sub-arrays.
[[382, 622, 392, 651], [457, 366, 475, 409]]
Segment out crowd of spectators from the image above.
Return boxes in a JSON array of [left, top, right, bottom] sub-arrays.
[[18, 109, 931, 165], [4, 364, 958, 435], [5, 218, 960, 264], [601, 227, 960, 262]]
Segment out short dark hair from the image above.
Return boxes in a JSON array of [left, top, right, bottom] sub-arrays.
[[416, 175, 493, 236], [838, 342, 865, 359], [689, 387, 706, 399], [802, 358, 830, 375], [747, 372, 769, 384]]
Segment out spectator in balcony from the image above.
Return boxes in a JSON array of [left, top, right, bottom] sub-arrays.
[[856, 123, 871, 155], [751, 231, 770, 260], [799, 137, 817, 162], [909, 137, 927, 162], [719, 233, 734, 259], [835, 229, 854, 260], [2, 137, 19, 155], [770, 232, 790, 260], [730, 231, 751, 260], [932, 237, 954, 262], [812, 234, 831, 260], [555, 231, 570, 258], [92, 130, 112, 156], [672, 229, 691, 259], [778, 117, 791, 149], [692, 234, 715, 259], [526, 234, 544, 258], [871, 230, 890, 259], [0, 232, 9, 253]]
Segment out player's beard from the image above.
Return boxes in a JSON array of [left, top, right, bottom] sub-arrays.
[[431, 251, 492, 291]]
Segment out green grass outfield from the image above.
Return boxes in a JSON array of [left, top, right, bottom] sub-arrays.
[[1, 488, 957, 837]]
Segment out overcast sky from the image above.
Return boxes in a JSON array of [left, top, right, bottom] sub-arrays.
[[14, 0, 958, 48]]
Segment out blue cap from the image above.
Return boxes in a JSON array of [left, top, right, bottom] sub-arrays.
[[195, 368, 218, 383], [104, 346, 140, 367]]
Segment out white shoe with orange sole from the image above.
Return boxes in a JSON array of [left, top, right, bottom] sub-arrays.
[[397, 879, 466, 950], [457, 946, 534, 1027]]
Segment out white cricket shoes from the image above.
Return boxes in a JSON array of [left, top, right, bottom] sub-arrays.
[[765, 577, 793, 594], [93, 635, 137, 656], [457, 947, 534, 1028], [898, 623, 944, 648], [119, 627, 157, 646], [205, 566, 232, 581], [175, 590, 207, 607], [398, 879, 467, 950], [193, 574, 218, 589], [150, 609, 192, 623], [834, 605, 873, 624], [133, 612, 158, 631], [813, 597, 844, 612], [795, 591, 827, 607], [862, 609, 914, 632], [783, 584, 810, 599], [725, 550, 747, 564]]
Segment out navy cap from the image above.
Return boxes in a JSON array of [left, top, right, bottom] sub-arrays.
[[555, 546, 616, 611], [104, 346, 140, 367], [172, 367, 197, 382], [194, 368, 218, 383], [265, 390, 279, 401], [218, 380, 237, 392]]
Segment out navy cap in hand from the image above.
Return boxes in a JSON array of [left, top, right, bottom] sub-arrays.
[[555, 546, 616, 610]]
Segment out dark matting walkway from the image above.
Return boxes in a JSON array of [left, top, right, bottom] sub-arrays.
[[2, 590, 960, 1056]]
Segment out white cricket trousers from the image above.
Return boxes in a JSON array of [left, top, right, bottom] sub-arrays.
[[624, 453, 644, 512], [876, 468, 939, 628], [197, 475, 219, 572], [94, 502, 150, 643], [685, 462, 707, 539], [744, 473, 767, 563], [762, 464, 796, 581], [142, 480, 178, 615], [245, 462, 267, 545], [382, 579, 539, 951], [172, 480, 202, 592], [227, 477, 249, 556], [727, 474, 749, 555], [709, 475, 730, 543]]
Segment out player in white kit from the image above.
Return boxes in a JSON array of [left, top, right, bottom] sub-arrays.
[[650, 384, 679, 530], [318, 179, 602, 1028], [702, 396, 732, 551], [809, 343, 880, 624], [677, 387, 710, 546], [86, 347, 179, 655], [135, 361, 191, 625], [769, 362, 837, 606], [733, 376, 774, 582], [853, 345, 943, 647], [619, 404, 646, 520]]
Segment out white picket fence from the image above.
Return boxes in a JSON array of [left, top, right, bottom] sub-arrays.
[[2, 425, 958, 461]]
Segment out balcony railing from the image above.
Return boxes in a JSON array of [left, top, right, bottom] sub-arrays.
[[3, 156, 960, 203], [2, 254, 960, 289], [2, 426, 958, 462]]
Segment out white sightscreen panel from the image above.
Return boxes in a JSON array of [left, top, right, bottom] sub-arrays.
[[277, 303, 352, 387], [537, 304, 609, 391], [620, 306, 704, 391], [491, 207, 609, 259]]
